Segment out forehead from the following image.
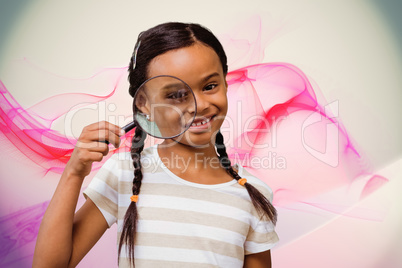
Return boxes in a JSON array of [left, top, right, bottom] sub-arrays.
[[147, 43, 223, 82]]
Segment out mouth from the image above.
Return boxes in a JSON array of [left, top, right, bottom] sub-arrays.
[[187, 115, 216, 129]]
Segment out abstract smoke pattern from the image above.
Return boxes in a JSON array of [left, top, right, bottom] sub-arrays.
[[0, 17, 392, 267]]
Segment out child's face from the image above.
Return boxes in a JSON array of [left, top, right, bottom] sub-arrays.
[[146, 42, 228, 146]]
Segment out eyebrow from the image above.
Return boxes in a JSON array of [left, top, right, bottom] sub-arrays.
[[202, 72, 220, 82], [152, 72, 221, 92], [160, 83, 186, 91]]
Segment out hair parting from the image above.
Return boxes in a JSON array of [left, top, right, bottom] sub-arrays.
[[118, 126, 146, 267], [215, 130, 278, 225]]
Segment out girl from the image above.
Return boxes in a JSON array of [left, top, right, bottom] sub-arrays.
[[33, 22, 279, 268]]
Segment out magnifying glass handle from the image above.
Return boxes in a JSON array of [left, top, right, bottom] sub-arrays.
[[122, 121, 136, 133], [100, 121, 137, 145]]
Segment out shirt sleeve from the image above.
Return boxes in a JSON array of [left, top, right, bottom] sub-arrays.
[[244, 179, 279, 255], [83, 154, 120, 227]]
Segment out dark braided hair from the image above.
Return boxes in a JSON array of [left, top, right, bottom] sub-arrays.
[[215, 130, 277, 224], [119, 22, 276, 267], [118, 126, 146, 265]]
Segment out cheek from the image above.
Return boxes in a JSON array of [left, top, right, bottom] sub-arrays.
[[217, 91, 228, 114], [209, 91, 228, 127], [154, 107, 180, 122]]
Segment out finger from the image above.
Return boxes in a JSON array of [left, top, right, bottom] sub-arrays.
[[92, 129, 121, 148], [74, 148, 106, 164], [107, 130, 121, 148], [80, 129, 121, 148], [96, 132, 121, 149], [85, 121, 124, 136], [76, 141, 109, 155], [91, 143, 110, 156], [100, 140, 109, 145], [85, 151, 105, 163]]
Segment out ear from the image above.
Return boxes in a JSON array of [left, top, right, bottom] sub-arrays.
[[134, 90, 152, 120]]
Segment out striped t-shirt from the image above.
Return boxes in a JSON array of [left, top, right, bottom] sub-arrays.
[[84, 144, 279, 267]]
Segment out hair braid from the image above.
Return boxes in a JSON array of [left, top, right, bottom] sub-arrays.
[[215, 131, 277, 225], [118, 126, 146, 267]]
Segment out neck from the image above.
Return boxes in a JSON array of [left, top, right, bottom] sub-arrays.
[[157, 138, 220, 172], [160, 138, 218, 156]]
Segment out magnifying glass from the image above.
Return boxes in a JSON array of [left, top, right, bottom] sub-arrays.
[[122, 75, 197, 139]]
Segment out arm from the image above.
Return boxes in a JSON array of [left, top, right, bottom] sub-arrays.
[[33, 121, 123, 267], [243, 250, 272, 268]]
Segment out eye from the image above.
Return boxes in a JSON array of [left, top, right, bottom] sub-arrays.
[[166, 89, 189, 100], [204, 83, 218, 91]]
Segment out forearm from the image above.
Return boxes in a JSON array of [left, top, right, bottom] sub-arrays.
[[33, 168, 84, 267], [243, 250, 272, 268], [33, 121, 121, 267]]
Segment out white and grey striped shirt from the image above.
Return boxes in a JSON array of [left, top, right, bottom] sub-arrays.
[[84, 144, 279, 267]]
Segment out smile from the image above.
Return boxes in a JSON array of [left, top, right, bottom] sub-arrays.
[[191, 117, 212, 127], [188, 115, 215, 129]]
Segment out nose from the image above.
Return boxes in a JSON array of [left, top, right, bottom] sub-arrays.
[[188, 91, 209, 116]]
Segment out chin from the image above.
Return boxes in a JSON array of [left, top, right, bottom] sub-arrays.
[[176, 131, 217, 148]]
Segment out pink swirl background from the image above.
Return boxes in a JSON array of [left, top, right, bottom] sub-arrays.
[[0, 4, 401, 268]]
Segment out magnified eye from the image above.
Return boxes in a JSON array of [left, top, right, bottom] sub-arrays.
[[166, 88, 189, 101]]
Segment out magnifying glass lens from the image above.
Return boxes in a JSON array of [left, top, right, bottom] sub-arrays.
[[133, 75, 196, 139]]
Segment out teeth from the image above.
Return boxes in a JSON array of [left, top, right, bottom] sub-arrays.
[[191, 117, 211, 127]]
